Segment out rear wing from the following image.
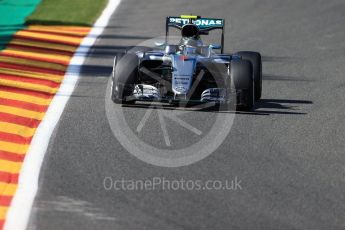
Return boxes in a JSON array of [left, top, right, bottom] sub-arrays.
[[165, 15, 225, 53]]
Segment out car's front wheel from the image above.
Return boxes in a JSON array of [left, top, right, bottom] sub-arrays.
[[230, 59, 254, 111], [111, 53, 138, 104], [235, 51, 262, 101]]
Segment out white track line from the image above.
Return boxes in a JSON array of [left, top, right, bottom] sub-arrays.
[[4, 0, 121, 229]]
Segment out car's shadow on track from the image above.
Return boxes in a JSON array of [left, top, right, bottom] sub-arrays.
[[120, 98, 312, 116], [263, 74, 314, 82], [252, 99, 313, 115]]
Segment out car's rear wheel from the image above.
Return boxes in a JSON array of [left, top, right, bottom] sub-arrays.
[[235, 51, 262, 101], [231, 59, 254, 111]]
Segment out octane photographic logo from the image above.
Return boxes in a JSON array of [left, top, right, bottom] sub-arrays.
[[105, 37, 236, 167]]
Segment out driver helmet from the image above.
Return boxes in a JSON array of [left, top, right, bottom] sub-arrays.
[[179, 24, 203, 47]]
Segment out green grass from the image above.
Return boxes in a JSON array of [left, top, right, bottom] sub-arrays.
[[26, 0, 108, 26]]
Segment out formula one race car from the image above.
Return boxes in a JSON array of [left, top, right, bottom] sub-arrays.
[[110, 15, 262, 110]]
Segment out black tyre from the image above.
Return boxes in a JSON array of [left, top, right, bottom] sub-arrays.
[[111, 53, 138, 104], [231, 60, 254, 111], [235, 51, 262, 101]]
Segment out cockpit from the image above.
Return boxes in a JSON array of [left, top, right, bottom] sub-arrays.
[[176, 24, 210, 56], [179, 24, 203, 47]]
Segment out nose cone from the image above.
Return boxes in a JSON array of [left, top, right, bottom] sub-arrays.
[[171, 55, 197, 95]]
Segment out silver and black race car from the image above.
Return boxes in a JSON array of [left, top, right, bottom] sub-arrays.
[[110, 15, 262, 110]]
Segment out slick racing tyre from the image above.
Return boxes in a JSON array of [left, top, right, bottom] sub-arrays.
[[235, 51, 262, 101], [111, 53, 138, 104], [231, 59, 254, 111]]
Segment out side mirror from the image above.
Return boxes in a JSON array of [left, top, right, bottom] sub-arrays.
[[154, 40, 166, 47], [210, 44, 222, 50]]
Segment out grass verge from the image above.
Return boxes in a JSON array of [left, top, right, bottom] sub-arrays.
[[26, 0, 108, 26]]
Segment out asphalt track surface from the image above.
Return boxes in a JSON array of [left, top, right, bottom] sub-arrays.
[[28, 0, 345, 229]]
